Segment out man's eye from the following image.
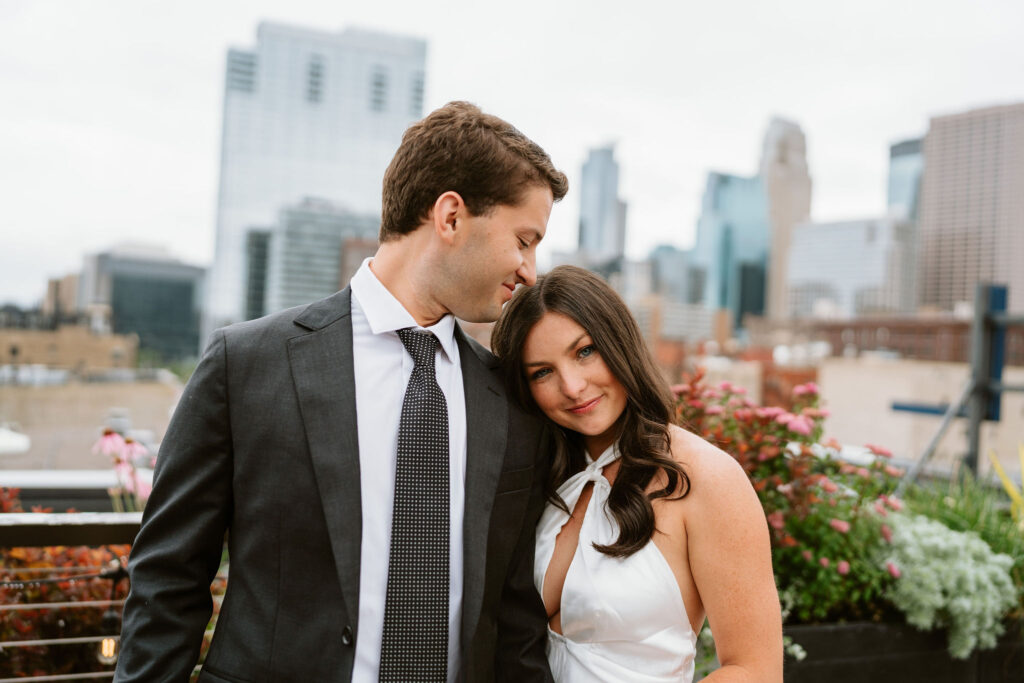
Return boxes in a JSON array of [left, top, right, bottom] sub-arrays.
[[518, 238, 530, 248]]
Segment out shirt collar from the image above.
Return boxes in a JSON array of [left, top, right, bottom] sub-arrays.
[[349, 258, 458, 362]]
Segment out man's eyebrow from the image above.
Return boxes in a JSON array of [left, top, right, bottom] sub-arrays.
[[522, 333, 587, 367]]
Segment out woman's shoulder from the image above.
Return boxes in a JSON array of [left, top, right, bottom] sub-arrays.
[[666, 425, 755, 504]]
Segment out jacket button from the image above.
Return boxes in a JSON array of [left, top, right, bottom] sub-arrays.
[[342, 625, 354, 646]]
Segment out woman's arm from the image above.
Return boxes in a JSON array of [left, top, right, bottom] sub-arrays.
[[680, 435, 783, 682]]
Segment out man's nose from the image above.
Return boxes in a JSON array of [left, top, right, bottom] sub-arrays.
[[516, 251, 537, 287]]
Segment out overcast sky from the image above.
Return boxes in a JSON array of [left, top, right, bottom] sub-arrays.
[[3, 0, 1023, 306]]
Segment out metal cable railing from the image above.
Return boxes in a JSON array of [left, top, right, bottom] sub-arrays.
[[0, 512, 140, 681]]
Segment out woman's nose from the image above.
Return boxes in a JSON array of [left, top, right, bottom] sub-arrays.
[[560, 371, 587, 399]]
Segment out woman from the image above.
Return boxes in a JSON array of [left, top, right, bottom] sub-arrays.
[[491, 266, 782, 682]]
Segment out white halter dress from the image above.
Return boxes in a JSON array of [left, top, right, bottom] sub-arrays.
[[534, 444, 697, 682]]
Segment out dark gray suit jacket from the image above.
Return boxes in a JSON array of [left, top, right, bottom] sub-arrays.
[[115, 288, 553, 682]]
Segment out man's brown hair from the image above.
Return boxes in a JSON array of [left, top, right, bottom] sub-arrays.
[[379, 101, 568, 241]]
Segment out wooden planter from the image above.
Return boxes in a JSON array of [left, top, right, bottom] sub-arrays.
[[783, 621, 1024, 682]]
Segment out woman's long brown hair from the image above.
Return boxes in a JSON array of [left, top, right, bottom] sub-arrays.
[[491, 265, 690, 557]]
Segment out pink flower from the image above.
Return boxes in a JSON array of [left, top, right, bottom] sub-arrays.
[[874, 501, 888, 517], [92, 429, 125, 457], [775, 412, 795, 425], [718, 381, 735, 393], [136, 479, 153, 501], [821, 479, 839, 493], [758, 406, 786, 418], [123, 438, 148, 462], [866, 443, 893, 458], [767, 511, 785, 530], [802, 550, 813, 562], [884, 465, 904, 478], [887, 561, 901, 579], [705, 405, 724, 415], [670, 384, 688, 397], [819, 557, 830, 568], [114, 462, 136, 494], [787, 415, 814, 436], [880, 494, 903, 511], [856, 467, 871, 479], [837, 560, 850, 576], [793, 382, 820, 396], [881, 524, 893, 543], [829, 519, 851, 534], [776, 483, 794, 495]]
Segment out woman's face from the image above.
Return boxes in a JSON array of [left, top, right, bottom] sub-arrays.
[[521, 311, 628, 458]]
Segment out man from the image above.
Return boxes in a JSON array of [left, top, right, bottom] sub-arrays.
[[115, 101, 568, 682]]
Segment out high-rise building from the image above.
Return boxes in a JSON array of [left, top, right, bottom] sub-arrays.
[[887, 138, 924, 221], [244, 229, 271, 321], [648, 244, 690, 303], [263, 198, 379, 313], [691, 172, 770, 331], [761, 118, 812, 320], [787, 217, 916, 318], [578, 145, 627, 263], [916, 103, 1024, 313], [205, 22, 426, 338], [79, 244, 205, 362]]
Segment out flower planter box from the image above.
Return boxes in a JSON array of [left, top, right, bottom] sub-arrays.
[[783, 621, 1024, 682]]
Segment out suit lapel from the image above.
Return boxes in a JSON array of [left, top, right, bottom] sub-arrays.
[[458, 328, 509, 649], [287, 288, 361, 629]]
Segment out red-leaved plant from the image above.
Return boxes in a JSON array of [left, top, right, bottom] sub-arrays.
[[674, 369, 904, 623]]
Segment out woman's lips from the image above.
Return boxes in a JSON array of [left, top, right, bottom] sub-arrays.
[[568, 396, 601, 414]]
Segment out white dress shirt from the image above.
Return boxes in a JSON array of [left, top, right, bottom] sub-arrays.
[[349, 258, 466, 682]]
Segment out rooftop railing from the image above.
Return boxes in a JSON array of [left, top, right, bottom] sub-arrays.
[[0, 512, 141, 682]]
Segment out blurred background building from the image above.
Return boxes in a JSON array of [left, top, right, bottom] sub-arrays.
[[262, 198, 379, 314], [786, 217, 916, 319], [577, 144, 628, 266], [79, 244, 205, 364], [916, 102, 1024, 314], [204, 22, 426, 339], [887, 137, 923, 221]]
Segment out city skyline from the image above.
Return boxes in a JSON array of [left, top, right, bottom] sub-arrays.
[[3, 0, 1024, 306]]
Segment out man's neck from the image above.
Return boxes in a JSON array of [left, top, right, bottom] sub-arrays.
[[370, 238, 449, 327]]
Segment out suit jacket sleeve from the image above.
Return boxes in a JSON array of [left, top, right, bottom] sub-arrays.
[[494, 424, 555, 682], [115, 330, 234, 682]]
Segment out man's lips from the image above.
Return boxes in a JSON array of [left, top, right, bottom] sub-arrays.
[[568, 397, 601, 414], [501, 283, 515, 300]]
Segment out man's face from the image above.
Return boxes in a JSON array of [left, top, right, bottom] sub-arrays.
[[441, 185, 554, 323]]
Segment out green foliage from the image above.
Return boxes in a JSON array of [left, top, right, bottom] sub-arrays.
[[675, 371, 902, 624], [904, 469, 1024, 616], [880, 513, 1017, 659]]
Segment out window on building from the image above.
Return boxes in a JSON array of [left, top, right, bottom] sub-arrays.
[[307, 55, 324, 103], [227, 51, 257, 93], [410, 71, 424, 116], [370, 66, 388, 112]]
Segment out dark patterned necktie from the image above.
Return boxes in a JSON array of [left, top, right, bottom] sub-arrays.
[[379, 328, 450, 682]]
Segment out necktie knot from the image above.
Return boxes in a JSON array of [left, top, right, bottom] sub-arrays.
[[397, 328, 438, 371]]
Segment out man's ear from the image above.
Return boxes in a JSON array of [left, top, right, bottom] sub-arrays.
[[432, 191, 465, 246]]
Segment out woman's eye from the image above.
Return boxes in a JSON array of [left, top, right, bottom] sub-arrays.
[[578, 345, 596, 359], [529, 368, 551, 381]]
